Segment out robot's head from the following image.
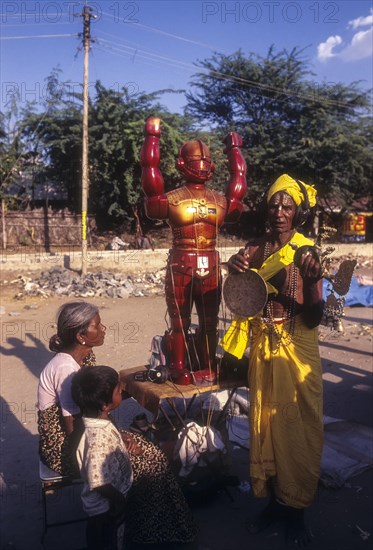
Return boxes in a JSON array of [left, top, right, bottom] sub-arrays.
[[175, 140, 215, 182]]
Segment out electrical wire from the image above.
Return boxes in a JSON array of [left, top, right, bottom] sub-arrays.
[[93, 34, 356, 109], [100, 10, 224, 53], [1, 14, 358, 109], [0, 33, 78, 40], [0, 12, 72, 19], [1, 21, 75, 28], [95, 37, 196, 71]]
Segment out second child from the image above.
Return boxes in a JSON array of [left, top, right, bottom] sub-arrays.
[[72, 365, 132, 550]]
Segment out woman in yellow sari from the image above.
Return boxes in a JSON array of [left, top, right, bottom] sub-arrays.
[[222, 174, 324, 546]]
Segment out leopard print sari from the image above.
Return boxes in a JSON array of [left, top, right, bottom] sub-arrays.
[[38, 404, 79, 477], [124, 431, 197, 545]]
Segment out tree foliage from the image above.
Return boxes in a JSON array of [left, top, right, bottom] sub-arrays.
[[186, 47, 373, 209], [20, 68, 83, 210], [20, 73, 198, 227], [88, 82, 189, 224], [19, 72, 234, 228], [0, 89, 28, 206], [2, 50, 371, 234]]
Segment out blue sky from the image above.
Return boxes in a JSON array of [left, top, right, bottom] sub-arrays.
[[1, 0, 372, 114]]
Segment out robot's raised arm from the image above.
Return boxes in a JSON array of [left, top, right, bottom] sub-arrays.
[[140, 117, 168, 219], [223, 132, 247, 221]]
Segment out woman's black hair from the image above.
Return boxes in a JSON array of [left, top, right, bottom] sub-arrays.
[[71, 366, 119, 418]]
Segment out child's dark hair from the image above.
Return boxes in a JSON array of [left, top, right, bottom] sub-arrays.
[[71, 366, 119, 417]]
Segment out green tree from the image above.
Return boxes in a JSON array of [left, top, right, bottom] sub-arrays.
[[21, 69, 83, 210], [186, 47, 372, 208], [88, 81, 191, 226], [0, 88, 32, 209], [21, 72, 199, 228]]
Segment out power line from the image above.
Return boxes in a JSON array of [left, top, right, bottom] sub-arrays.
[[100, 10, 224, 53], [1, 23, 75, 29], [98, 37, 195, 71], [0, 12, 71, 18], [0, 33, 77, 40], [2, 8, 364, 109], [95, 42, 190, 84], [95, 36, 355, 109], [1, 11, 361, 111]]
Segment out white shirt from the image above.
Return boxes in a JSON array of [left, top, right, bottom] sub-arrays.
[[38, 353, 80, 416], [76, 417, 133, 516]]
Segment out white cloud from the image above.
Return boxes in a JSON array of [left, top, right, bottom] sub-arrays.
[[348, 8, 373, 30], [317, 9, 373, 62], [341, 27, 373, 61], [317, 35, 342, 61]]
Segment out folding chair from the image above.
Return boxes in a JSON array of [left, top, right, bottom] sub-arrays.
[[39, 460, 86, 545]]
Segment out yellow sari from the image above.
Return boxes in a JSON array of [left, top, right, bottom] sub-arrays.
[[249, 314, 323, 508], [221, 232, 323, 508]]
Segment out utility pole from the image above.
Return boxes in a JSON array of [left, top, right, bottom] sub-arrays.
[[80, 3, 94, 275]]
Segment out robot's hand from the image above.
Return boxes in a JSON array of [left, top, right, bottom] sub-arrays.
[[223, 132, 243, 152], [145, 117, 161, 137]]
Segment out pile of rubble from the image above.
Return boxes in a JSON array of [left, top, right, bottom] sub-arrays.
[[7, 254, 373, 301], [14, 267, 166, 299]]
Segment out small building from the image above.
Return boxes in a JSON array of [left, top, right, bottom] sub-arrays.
[[341, 212, 373, 243], [316, 196, 373, 243]]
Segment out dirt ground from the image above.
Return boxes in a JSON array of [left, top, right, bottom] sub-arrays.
[[0, 284, 372, 549]]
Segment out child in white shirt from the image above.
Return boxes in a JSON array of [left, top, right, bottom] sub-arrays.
[[72, 366, 133, 550]]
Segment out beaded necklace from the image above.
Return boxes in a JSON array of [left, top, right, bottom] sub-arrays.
[[262, 238, 298, 352]]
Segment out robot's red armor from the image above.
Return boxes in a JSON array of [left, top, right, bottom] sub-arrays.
[[140, 117, 247, 385]]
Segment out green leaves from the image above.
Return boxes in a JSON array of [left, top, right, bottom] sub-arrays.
[[2, 54, 371, 231], [16, 74, 194, 227], [186, 47, 372, 206]]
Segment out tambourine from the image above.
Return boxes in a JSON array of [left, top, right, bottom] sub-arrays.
[[223, 269, 268, 318]]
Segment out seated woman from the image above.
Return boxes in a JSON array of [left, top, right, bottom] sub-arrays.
[[37, 301, 105, 476], [37, 301, 196, 547]]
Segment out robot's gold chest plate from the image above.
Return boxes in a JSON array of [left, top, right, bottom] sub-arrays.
[[167, 187, 227, 227]]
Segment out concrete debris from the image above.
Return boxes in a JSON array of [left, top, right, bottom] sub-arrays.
[[14, 267, 166, 299], [106, 236, 130, 251]]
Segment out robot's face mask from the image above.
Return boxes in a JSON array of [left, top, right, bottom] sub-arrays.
[[176, 140, 215, 182]]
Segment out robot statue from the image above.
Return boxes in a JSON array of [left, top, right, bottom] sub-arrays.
[[140, 117, 247, 385]]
